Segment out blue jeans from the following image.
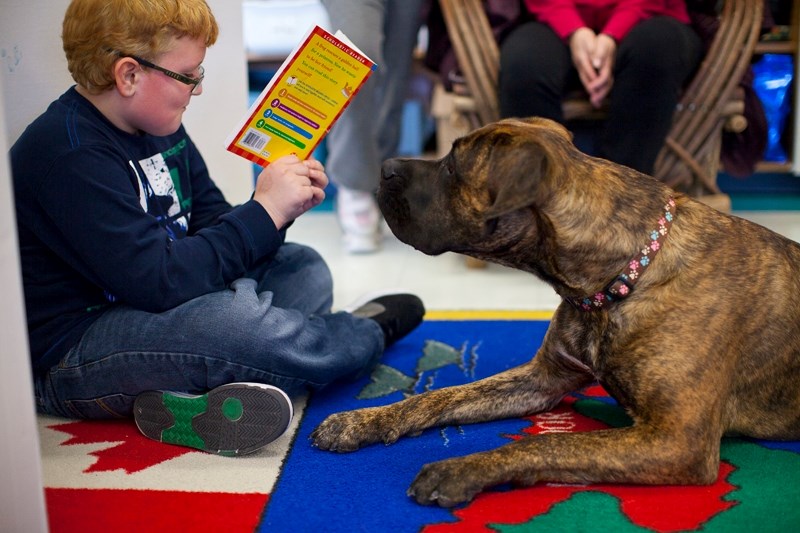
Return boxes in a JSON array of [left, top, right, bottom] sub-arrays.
[[34, 243, 384, 418]]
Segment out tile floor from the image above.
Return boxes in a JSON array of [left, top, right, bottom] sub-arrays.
[[287, 207, 800, 312]]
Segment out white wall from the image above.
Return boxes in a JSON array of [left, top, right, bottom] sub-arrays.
[[0, 1, 251, 530], [0, 71, 48, 533], [183, 0, 254, 203]]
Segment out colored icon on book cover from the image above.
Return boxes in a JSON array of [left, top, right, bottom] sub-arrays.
[[226, 25, 376, 167]]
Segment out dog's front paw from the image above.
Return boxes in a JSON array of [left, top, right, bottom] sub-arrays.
[[408, 457, 486, 507], [310, 408, 400, 452]]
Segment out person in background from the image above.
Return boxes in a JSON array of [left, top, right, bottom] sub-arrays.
[[499, 0, 704, 175], [11, 0, 424, 457], [321, 0, 425, 253]]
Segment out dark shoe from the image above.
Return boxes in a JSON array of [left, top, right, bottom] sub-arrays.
[[350, 293, 425, 348], [133, 382, 292, 456]]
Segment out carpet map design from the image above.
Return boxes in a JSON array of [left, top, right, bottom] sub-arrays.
[[40, 318, 800, 532]]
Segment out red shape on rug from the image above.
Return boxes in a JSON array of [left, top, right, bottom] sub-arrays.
[[425, 387, 738, 533], [510, 397, 611, 440], [425, 463, 736, 533], [49, 419, 194, 473], [46, 488, 268, 533]]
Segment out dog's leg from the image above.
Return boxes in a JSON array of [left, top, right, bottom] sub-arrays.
[[408, 423, 722, 507], [310, 354, 593, 452]]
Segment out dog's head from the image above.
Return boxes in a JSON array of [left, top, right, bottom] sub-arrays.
[[378, 117, 580, 262], [378, 116, 673, 284]]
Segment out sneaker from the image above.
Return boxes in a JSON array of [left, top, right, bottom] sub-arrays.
[[336, 186, 381, 254], [133, 382, 293, 456], [350, 293, 425, 348]]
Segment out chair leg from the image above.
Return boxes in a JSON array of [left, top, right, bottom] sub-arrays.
[[464, 256, 488, 269], [695, 193, 732, 213]]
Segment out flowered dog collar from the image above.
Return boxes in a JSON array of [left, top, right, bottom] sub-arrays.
[[567, 197, 676, 311]]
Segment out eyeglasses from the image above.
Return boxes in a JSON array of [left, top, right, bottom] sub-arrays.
[[128, 55, 205, 94]]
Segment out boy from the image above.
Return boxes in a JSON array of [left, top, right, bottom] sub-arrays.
[[11, 0, 424, 456]]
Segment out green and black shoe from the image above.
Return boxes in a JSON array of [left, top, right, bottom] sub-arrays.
[[133, 382, 293, 456]]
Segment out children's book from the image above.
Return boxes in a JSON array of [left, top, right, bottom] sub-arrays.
[[225, 25, 376, 167]]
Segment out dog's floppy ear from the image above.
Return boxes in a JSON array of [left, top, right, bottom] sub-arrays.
[[483, 135, 555, 220]]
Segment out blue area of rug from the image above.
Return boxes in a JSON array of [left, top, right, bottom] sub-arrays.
[[259, 318, 800, 532], [259, 319, 550, 532]]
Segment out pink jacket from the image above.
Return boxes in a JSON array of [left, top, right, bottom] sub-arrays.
[[523, 0, 691, 42]]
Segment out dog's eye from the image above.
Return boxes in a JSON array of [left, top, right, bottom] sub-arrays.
[[485, 217, 499, 235]]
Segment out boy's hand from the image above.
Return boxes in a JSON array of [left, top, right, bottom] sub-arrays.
[[253, 155, 329, 229]]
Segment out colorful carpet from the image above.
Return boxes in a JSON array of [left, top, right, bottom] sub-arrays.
[[40, 312, 800, 532]]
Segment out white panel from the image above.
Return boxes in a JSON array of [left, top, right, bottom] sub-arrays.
[[0, 63, 49, 533]]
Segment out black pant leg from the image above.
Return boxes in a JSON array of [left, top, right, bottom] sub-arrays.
[[498, 21, 573, 121], [599, 16, 704, 174]]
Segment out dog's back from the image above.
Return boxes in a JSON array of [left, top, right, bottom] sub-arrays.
[[689, 203, 800, 439]]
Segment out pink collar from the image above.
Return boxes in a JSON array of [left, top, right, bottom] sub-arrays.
[[568, 197, 676, 311]]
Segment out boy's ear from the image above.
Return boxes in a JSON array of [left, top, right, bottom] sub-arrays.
[[114, 57, 139, 96]]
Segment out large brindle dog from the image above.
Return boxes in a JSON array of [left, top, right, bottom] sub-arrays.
[[311, 117, 800, 507]]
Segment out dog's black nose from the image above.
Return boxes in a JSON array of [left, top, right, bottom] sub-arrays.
[[381, 158, 405, 182]]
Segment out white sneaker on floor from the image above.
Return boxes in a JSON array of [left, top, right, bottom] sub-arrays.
[[336, 186, 381, 254]]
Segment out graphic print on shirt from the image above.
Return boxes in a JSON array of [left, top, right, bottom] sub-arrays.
[[136, 140, 191, 241]]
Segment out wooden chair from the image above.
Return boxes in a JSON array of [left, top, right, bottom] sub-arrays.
[[434, 0, 764, 211]]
